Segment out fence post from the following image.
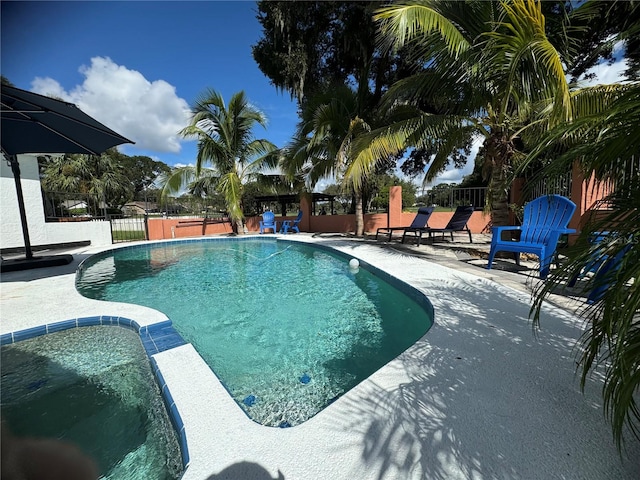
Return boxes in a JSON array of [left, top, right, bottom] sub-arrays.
[[388, 186, 402, 228], [300, 193, 312, 232]]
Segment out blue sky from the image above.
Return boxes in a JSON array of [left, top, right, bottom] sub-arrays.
[[1, 1, 630, 189], [1, 1, 299, 169]]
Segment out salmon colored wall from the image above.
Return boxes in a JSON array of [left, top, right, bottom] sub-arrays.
[[401, 211, 490, 233], [148, 189, 491, 240], [256, 210, 490, 234], [566, 160, 614, 242], [148, 218, 233, 240]]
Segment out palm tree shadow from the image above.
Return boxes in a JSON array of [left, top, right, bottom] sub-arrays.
[[326, 275, 640, 479]]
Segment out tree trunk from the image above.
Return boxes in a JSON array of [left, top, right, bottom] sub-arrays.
[[355, 190, 364, 236], [234, 219, 244, 235], [485, 132, 514, 228]]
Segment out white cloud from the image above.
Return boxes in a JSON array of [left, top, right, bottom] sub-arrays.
[[432, 162, 474, 185], [314, 178, 332, 193], [578, 58, 628, 86], [30, 77, 68, 100], [426, 134, 483, 187], [31, 56, 191, 153], [576, 40, 629, 87]]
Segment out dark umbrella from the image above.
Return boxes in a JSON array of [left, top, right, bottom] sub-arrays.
[[1, 85, 134, 271]]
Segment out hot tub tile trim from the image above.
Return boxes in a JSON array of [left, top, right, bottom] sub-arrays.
[[3, 317, 191, 471]]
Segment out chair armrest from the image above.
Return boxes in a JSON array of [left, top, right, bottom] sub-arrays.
[[491, 226, 522, 235]]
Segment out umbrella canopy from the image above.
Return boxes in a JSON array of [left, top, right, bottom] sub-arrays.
[[1, 85, 133, 156], [1, 85, 134, 269]]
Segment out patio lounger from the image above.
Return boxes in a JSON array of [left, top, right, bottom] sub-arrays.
[[376, 206, 434, 242], [403, 205, 474, 246]]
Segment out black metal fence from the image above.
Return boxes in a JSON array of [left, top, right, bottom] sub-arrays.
[[42, 191, 107, 221], [110, 215, 148, 243], [41, 190, 150, 243], [528, 171, 573, 200], [419, 186, 487, 210]]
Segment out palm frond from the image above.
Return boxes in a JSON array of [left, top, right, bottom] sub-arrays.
[[524, 83, 640, 181], [375, 1, 471, 59], [525, 77, 640, 448], [159, 166, 199, 201], [531, 177, 640, 447], [482, 0, 571, 124], [279, 132, 314, 181]]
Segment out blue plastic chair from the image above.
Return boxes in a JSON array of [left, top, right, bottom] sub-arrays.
[[487, 195, 576, 279], [280, 211, 303, 234], [259, 211, 277, 234], [568, 232, 630, 303], [586, 243, 629, 303], [376, 206, 434, 242]]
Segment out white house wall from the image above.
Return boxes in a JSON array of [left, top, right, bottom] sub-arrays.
[[1, 154, 112, 250]]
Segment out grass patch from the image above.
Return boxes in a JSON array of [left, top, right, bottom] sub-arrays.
[[405, 206, 457, 213], [112, 230, 146, 242]]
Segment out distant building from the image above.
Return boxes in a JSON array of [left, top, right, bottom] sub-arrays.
[[122, 201, 158, 215]]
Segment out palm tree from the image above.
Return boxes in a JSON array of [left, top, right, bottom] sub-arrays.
[[348, 0, 573, 226], [352, 0, 639, 448], [526, 82, 640, 448], [162, 89, 278, 233], [280, 84, 381, 235], [41, 150, 132, 213]]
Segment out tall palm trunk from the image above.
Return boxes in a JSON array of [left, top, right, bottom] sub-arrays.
[[234, 218, 245, 235], [485, 132, 515, 227], [355, 190, 364, 236]]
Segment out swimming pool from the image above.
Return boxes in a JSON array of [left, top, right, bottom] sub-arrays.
[[0, 325, 183, 479], [76, 238, 433, 427]]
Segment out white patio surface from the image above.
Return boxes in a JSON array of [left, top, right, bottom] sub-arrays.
[[1, 234, 638, 480]]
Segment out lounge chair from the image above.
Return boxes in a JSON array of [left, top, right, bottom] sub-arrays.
[[403, 205, 474, 246], [280, 211, 303, 234], [487, 194, 576, 279], [376, 206, 434, 242], [259, 211, 278, 234]]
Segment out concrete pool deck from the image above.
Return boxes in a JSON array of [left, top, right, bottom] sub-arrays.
[[1, 234, 639, 479]]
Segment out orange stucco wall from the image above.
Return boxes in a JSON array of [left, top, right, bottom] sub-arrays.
[[147, 183, 492, 240], [147, 209, 490, 240], [148, 218, 233, 240]]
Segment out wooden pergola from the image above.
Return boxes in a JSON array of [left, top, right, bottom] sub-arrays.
[[254, 193, 336, 216]]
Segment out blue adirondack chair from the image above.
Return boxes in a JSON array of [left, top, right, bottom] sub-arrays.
[[376, 206, 434, 242], [280, 210, 303, 234], [567, 232, 630, 303], [259, 211, 277, 234], [487, 195, 576, 279], [586, 242, 629, 303]]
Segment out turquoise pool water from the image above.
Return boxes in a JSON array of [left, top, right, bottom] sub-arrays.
[[0, 326, 183, 479], [77, 239, 433, 427]]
